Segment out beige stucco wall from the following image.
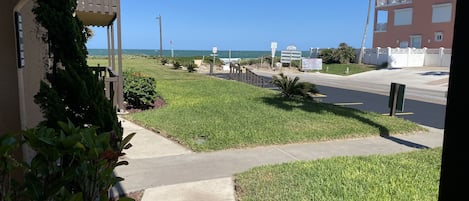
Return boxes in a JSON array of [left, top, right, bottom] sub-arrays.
[[1, 0, 48, 162], [0, 0, 22, 135], [17, 0, 47, 130]]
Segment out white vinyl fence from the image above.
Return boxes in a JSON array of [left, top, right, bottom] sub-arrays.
[[360, 47, 451, 68], [310, 47, 451, 68]]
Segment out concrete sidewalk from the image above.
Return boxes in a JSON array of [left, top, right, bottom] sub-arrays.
[[113, 118, 444, 201]]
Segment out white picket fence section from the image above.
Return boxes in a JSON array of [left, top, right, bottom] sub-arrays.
[[310, 47, 451, 68], [361, 47, 451, 68]]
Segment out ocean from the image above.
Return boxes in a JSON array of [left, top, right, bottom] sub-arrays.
[[87, 49, 312, 59]]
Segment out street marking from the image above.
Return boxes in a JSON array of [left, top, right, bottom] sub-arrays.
[[333, 102, 363, 106]]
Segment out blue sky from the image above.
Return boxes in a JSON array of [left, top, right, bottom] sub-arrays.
[[86, 0, 375, 51]]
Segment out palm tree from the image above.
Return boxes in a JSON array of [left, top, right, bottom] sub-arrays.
[[358, 0, 372, 64], [270, 73, 319, 99]]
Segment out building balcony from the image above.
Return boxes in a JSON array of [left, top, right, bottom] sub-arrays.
[[376, 0, 412, 8], [75, 0, 118, 26]]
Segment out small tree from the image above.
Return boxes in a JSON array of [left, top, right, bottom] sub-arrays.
[[319, 43, 356, 64], [334, 43, 356, 64], [270, 73, 319, 99], [30, 0, 130, 200], [319, 49, 336, 64]]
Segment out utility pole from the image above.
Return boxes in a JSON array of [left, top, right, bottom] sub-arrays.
[[156, 15, 163, 57], [358, 0, 372, 64]]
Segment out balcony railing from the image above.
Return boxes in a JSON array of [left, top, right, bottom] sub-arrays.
[[90, 66, 119, 107], [377, 0, 412, 7], [76, 0, 117, 14]]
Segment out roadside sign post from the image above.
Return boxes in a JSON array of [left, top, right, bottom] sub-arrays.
[[271, 42, 277, 70], [388, 82, 406, 116], [211, 47, 217, 75]]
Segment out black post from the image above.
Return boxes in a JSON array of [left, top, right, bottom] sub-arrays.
[[389, 83, 398, 116]]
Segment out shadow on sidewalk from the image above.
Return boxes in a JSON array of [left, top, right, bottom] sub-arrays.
[[380, 134, 430, 149]]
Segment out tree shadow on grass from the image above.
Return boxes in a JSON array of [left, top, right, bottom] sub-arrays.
[[260, 95, 429, 149]]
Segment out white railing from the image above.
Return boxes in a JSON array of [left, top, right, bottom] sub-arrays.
[[377, 0, 412, 7], [76, 0, 117, 14], [360, 47, 451, 68]]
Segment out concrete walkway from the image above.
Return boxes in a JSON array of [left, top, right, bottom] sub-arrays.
[[113, 118, 444, 201], [112, 67, 449, 201]]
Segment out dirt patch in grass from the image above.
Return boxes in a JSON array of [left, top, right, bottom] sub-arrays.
[[124, 96, 166, 113]]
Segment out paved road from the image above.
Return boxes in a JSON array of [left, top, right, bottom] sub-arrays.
[[249, 67, 449, 129], [251, 67, 449, 105], [314, 85, 446, 129]]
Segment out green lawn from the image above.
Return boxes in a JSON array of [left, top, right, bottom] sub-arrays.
[[305, 63, 381, 75], [235, 147, 442, 201], [88, 56, 427, 152], [88, 56, 441, 200]]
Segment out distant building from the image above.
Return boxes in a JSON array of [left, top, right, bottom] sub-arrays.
[[373, 0, 456, 49]]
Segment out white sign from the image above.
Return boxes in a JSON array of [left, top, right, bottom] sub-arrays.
[[280, 50, 302, 63], [302, 58, 323, 70], [286, 45, 297, 51], [271, 42, 277, 49], [271, 42, 277, 58], [212, 47, 218, 54]]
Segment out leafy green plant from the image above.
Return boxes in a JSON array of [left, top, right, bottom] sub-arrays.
[[334, 42, 356, 64], [123, 70, 157, 109], [0, 134, 25, 201], [186, 63, 198, 73], [160, 57, 169, 65], [33, 0, 123, 147], [28, 1, 129, 200], [319, 43, 356, 64], [21, 120, 135, 201], [270, 73, 319, 99], [319, 49, 335, 64], [172, 61, 181, 69]]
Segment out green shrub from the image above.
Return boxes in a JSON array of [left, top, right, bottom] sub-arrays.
[[270, 73, 319, 99], [187, 63, 198, 73], [0, 133, 25, 201], [0, 121, 135, 201], [319, 43, 356, 64], [319, 49, 335, 64], [334, 42, 356, 64], [26, 121, 134, 201], [160, 57, 169, 65], [123, 70, 158, 109], [172, 61, 181, 69]]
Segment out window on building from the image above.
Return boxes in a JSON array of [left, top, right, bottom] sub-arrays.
[[435, 32, 444, 42], [375, 10, 388, 32], [394, 8, 412, 26], [399, 41, 409, 48], [432, 3, 452, 23], [410, 35, 422, 48]]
